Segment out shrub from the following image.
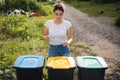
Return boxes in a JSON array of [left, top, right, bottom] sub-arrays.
[[115, 16, 120, 27], [0, 53, 16, 80], [0, 14, 46, 41], [2, 0, 42, 12], [0, 1, 5, 12], [28, 1, 43, 12], [15, 0, 42, 12], [0, 14, 29, 40]]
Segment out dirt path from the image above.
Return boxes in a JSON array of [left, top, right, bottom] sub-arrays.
[[64, 4, 120, 80]]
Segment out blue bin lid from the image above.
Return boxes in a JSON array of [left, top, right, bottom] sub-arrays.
[[13, 55, 44, 68], [76, 56, 108, 69]]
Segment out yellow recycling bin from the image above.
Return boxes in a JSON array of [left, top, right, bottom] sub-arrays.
[[46, 56, 76, 80]]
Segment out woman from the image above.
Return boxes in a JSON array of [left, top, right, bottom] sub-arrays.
[[43, 1, 72, 57]]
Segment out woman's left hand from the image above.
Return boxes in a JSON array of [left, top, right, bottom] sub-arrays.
[[63, 41, 70, 46]]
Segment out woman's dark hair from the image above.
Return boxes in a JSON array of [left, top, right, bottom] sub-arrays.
[[53, 1, 64, 12]]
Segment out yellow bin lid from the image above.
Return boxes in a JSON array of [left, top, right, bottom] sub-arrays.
[[46, 56, 76, 69]]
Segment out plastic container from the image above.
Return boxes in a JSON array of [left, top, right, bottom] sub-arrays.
[[76, 56, 108, 80], [13, 55, 45, 80], [46, 56, 76, 80]]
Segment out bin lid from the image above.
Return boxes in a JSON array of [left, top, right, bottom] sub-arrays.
[[13, 55, 44, 68], [76, 56, 108, 69], [46, 56, 76, 69]]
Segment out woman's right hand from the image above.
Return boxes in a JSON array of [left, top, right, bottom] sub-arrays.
[[43, 35, 49, 40]]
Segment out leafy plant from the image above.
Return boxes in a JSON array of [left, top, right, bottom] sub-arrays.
[[0, 2, 53, 80], [0, 14, 29, 40], [0, 53, 16, 80]]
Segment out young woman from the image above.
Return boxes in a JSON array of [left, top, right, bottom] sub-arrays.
[[43, 1, 72, 57]]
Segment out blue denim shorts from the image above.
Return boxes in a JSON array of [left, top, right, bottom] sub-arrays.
[[48, 44, 71, 57]]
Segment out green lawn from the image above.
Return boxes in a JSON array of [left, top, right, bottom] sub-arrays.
[[68, 1, 120, 17]]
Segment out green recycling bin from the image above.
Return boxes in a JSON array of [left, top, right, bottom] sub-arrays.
[[76, 56, 108, 80], [13, 55, 45, 80]]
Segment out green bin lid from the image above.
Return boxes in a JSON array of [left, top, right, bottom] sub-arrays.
[[76, 56, 108, 69]]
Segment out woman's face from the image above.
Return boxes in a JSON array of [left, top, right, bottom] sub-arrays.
[[54, 10, 64, 21]]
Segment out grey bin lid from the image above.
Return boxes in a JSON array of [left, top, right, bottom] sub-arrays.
[[76, 56, 108, 69], [13, 55, 45, 68]]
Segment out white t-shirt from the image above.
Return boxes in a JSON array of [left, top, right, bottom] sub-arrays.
[[45, 19, 72, 45]]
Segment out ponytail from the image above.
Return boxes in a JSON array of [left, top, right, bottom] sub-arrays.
[[53, 1, 65, 12], [56, 0, 62, 3]]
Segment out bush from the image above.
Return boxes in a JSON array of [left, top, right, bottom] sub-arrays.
[[2, 0, 42, 12], [15, 0, 42, 12], [28, 1, 42, 12], [0, 53, 16, 80], [0, 14, 47, 41], [0, 14, 29, 40], [115, 16, 120, 27], [0, 1, 5, 12]]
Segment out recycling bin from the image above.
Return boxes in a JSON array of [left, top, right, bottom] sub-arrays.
[[76, 56, 108, 80], [46, 56, 76, 80], [13, 55, 45, 80]]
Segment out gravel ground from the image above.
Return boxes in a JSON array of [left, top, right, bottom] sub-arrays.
[[64, 4, 120, 80]]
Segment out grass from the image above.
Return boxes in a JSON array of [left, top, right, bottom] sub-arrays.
[[68, 1, 120, 17], [0, 2, 99, 80], [0, 15, 95, 80], [0, 2, 54, 80], [0, 15, 50, 78], [70, 41, 97, 57]]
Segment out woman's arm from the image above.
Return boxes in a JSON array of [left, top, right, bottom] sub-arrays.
[[43, 26, 49, 40], [63, 27, 73, 46]]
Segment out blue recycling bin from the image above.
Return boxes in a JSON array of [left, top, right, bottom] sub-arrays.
[[13, 55, 45, 80]]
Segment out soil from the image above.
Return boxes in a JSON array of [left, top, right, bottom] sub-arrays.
[[64, 4, 120, 80]]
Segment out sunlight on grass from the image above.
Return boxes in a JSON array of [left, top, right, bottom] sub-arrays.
[[69, 1, 120, 17]]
